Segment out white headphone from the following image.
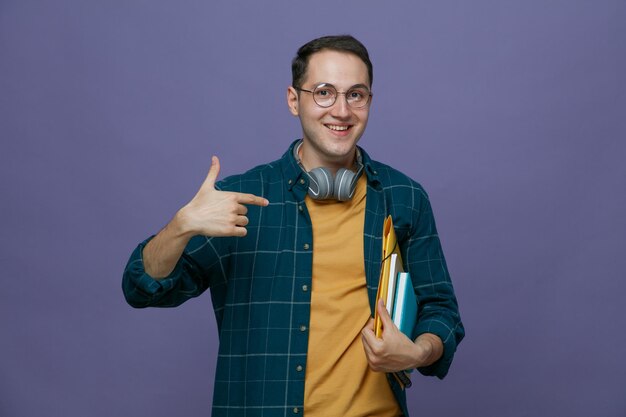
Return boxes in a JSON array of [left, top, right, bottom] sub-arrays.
[[293, 140, 364, 201]]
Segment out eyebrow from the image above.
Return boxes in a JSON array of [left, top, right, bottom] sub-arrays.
[[313, 82, 371, 91]]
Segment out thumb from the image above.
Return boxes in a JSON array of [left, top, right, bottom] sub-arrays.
[[202, 156, 220, 189], [377, 298, 394, 332]]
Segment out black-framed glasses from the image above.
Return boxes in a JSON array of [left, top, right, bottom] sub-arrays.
[[294, 83, 372, 109]]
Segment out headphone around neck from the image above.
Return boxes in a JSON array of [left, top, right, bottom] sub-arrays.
[[293, 140, 364, 202]]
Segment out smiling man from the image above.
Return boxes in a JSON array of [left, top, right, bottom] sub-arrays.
[[123, 35, 464, 417], [288, 49, 370, 170]]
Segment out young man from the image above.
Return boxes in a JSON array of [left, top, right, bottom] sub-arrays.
[[123, 35, 464, 417]]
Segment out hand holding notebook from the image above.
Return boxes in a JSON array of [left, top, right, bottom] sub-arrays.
[[369, 216, 420, 388]]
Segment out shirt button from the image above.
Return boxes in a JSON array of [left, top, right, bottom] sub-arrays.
[[288, 179, 293, 185], [296, 365, 303, 372], [300, 325, 307, 332], [303, 243, 310, 250], [298, 205, 303, 212], [293, 407, 300, 414], [302, 284, 308, 292], [299, 178, 306, 185]]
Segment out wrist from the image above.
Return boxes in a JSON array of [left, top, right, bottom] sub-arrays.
[[413, 333, 443, 368], [172, 206, 198, 238], [411, 338, 431, 368]]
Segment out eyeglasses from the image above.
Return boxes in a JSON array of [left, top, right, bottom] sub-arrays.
[[294, 83, 372, 109]]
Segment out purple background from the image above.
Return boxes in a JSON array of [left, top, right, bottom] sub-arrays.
[[1, 1, 625, 416]]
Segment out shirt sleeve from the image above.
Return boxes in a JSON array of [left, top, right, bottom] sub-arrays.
[[122, 235, 227, 308], [404, 190, 465, 379]]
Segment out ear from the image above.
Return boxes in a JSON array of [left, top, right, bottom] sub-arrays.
[[286, 86, 300, 116]]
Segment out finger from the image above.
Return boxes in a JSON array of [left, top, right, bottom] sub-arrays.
[[361, 326, 377, 346], [361, 315, 379, 344], [361, 331, 382, 371], [234, 204, 248, 216], [234, 192, 269, 207], [235, 215, 249, 227], [377, 299, 394, 330], [201, 156, 220, 189], [361, 334, 373, 356], [232, 226, 248, 237]]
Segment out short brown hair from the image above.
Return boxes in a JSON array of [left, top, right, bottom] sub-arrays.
[[291, 35, 373, 89]]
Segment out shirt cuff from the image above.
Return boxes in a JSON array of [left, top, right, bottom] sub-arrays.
[[414, 318, 461, 379], [122, 238, 181, 308]]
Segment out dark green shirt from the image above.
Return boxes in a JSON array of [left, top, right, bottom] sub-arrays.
[[122, 140, 464, 417]]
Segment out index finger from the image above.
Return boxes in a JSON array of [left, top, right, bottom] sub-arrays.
[[233, 192, 269, 207], [361, 322, 378, 346]]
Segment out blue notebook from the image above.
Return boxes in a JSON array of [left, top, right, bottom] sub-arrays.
[[392, 272, 418, 338]]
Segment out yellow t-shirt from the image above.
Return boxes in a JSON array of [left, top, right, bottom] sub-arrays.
[[303, 175, 401, 417]]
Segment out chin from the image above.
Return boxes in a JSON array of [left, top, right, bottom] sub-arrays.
[[324, 143, 359, 162]]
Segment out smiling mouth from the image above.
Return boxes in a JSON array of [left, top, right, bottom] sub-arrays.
[[325, 124, 352, 131]]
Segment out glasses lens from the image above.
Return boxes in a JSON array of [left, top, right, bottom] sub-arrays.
[[313, 84, 337, 107], [346, 87, 370, 108]]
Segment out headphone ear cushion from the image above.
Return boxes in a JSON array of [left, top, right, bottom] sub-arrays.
[[307, 167, 334, 200], [334, 168, 357, 201]]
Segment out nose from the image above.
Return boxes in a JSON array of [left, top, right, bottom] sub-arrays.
[[329, 93, 351, 119]]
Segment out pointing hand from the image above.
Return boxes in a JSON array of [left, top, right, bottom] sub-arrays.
[[178, 156, 269, 237]]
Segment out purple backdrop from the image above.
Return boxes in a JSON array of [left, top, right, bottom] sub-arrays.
[[1, 1, 625, 416]]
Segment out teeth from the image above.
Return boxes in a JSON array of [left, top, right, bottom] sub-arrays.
[[326, 125, 349, 131]]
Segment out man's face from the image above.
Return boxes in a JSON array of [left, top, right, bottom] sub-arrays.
[[287, 49, 371, 170]]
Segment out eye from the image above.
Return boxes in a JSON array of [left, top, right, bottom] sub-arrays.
[[347, 89, 367, 101], [314, 87, 335, 98]]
